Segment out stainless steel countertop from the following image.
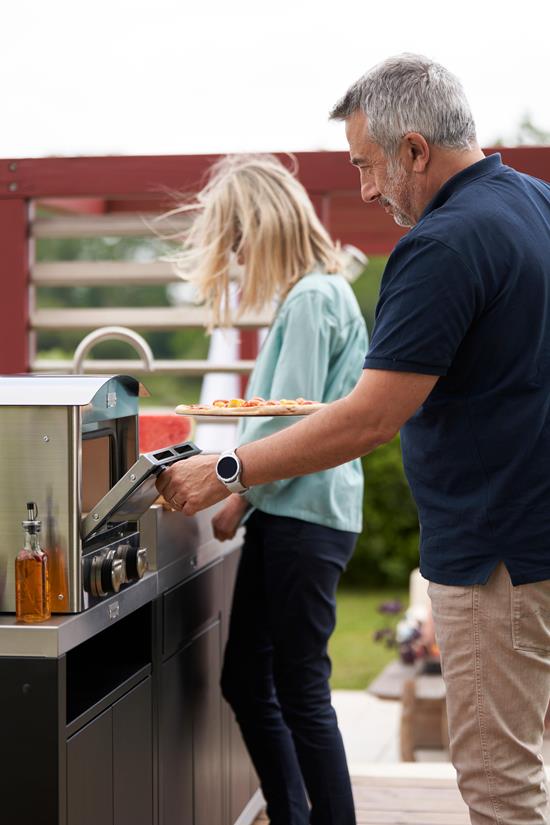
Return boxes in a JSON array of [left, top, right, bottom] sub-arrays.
[[0, 505, 243, 659]]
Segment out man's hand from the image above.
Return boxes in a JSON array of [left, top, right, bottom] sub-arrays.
[[211, 494, 249, 541], [155, 454, 229, 515]]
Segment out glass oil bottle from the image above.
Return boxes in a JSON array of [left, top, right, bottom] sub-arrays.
[[15, 502, 51, 623]]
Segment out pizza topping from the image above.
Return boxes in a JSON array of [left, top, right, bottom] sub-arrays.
[[210, 397, 318, 407], [175, 397, 323, 416]]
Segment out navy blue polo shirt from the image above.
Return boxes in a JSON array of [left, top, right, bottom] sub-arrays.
[[364, 153, 550, 586]]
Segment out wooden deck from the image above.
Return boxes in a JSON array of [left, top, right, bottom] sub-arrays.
[[253, 774, 469, 824]]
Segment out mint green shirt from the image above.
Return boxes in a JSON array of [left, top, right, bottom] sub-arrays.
[[238, 272, 368, 533]]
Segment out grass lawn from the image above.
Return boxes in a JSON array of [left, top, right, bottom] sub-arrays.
[[329, 588, 408, 690]]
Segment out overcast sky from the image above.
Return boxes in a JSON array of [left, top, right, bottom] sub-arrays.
[[3, 0, 549, 159]]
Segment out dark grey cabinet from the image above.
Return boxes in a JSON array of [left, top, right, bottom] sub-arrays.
[[160, 622, 223, 825], [0, 657, 63, 825], [0, 549, 260, 825], [67, 707, 114, 825], [113, 678, 154, 825], [191, 623, 224, 825], [222, 548, 260, 824], [159, 645, 194, 824], [67, 677, 153, 825], [159, 561, 224, 825]]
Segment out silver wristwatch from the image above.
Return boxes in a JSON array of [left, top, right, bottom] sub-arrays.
[[215, 450, 248, 495]]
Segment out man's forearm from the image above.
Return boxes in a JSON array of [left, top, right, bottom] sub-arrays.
[[237, 393, 389, 487]]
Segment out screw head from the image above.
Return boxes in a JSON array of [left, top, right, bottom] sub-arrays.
[[57, 594, 64, 601], [8, 162, 17, 172], [42, 435, 50, 443], [129, 473, 136, 482], [8, 181, 18, 192], [93, 513, 99, 521]]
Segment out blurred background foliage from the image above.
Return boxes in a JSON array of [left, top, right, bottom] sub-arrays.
[[347, 436, 419, 588], [37, 232, 419, 588]]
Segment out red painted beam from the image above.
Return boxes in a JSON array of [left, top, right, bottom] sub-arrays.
[[0, 153, 358, 199], [239, 330, 259, 397], [0, 152, 351, 199], [0, 200, 29, 373], [1, 148, 549, 202]]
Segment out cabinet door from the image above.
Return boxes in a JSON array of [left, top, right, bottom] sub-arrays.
[[159, 646, 193, 825], [0, 657, 62, 825], [113, 678, 153, 825], [159, 620, 224, 825], [67, 708, 114, 825], [190, 621, 223, 825], [222, 548, 255, 824]]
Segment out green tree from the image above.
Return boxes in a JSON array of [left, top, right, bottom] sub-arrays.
[[492, 112, 550, 146], [343, 436, 420, 589]]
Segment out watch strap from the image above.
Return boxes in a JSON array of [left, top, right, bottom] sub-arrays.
[[225, 478, 249, 495]]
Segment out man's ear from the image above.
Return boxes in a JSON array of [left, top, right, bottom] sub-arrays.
[[402, 132, 430, 172]]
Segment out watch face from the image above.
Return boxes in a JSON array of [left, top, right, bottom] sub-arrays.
[[217, 455, 239, 481]]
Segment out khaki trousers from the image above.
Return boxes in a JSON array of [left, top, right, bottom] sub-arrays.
[[428, 563, 550, 825]]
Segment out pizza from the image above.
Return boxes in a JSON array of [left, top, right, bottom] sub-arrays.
[[175, 396, 326, 417]]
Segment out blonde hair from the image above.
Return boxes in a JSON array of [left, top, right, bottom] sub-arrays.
[[167, 154, 342, 327]]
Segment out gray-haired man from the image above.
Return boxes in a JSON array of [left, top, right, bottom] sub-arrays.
[[158, 55, 550, 824]]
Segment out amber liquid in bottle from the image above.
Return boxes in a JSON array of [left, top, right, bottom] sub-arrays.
[[15, 506, 51, 623]]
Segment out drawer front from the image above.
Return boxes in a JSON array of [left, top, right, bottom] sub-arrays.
[[163, 560, 223, 658]]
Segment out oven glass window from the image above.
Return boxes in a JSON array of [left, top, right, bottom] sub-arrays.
[[82, 435, 112, 513]]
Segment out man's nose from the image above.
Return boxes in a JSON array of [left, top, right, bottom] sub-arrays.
[[359, 171, 380, 203], [360, 182, 380, 204]]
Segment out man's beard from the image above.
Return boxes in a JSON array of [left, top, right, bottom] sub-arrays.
[[380, 160, 415, 228]]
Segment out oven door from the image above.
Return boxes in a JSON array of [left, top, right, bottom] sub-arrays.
[[81, 440, 201, 541]]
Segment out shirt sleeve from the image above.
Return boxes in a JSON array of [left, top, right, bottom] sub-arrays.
[[364, 236, 484, 376]]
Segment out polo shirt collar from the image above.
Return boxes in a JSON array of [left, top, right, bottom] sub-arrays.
[[419, 153, 502, 221]]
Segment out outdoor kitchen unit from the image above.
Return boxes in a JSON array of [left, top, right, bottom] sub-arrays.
[[0, 374, 201, 614], [0, 374, 263, 825]]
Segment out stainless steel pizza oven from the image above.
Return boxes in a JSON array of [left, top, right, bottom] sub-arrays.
[[0, 374, 200, 614]]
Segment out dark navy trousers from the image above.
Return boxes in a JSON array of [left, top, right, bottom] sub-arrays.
[[220, 510, 357, 825]]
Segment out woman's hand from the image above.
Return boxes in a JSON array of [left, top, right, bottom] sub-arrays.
[[212, 494, 249, 541]]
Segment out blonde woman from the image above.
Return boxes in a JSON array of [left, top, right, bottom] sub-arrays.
[[174, 155, 367, 825]]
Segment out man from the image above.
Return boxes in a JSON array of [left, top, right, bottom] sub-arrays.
[[158, 54, 550, 824]]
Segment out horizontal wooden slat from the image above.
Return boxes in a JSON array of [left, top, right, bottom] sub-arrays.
[[32, 212, 189, 239], [31, 307, 273, 331], [31, 359, 255, 375], [32, 260, 179, 286]]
